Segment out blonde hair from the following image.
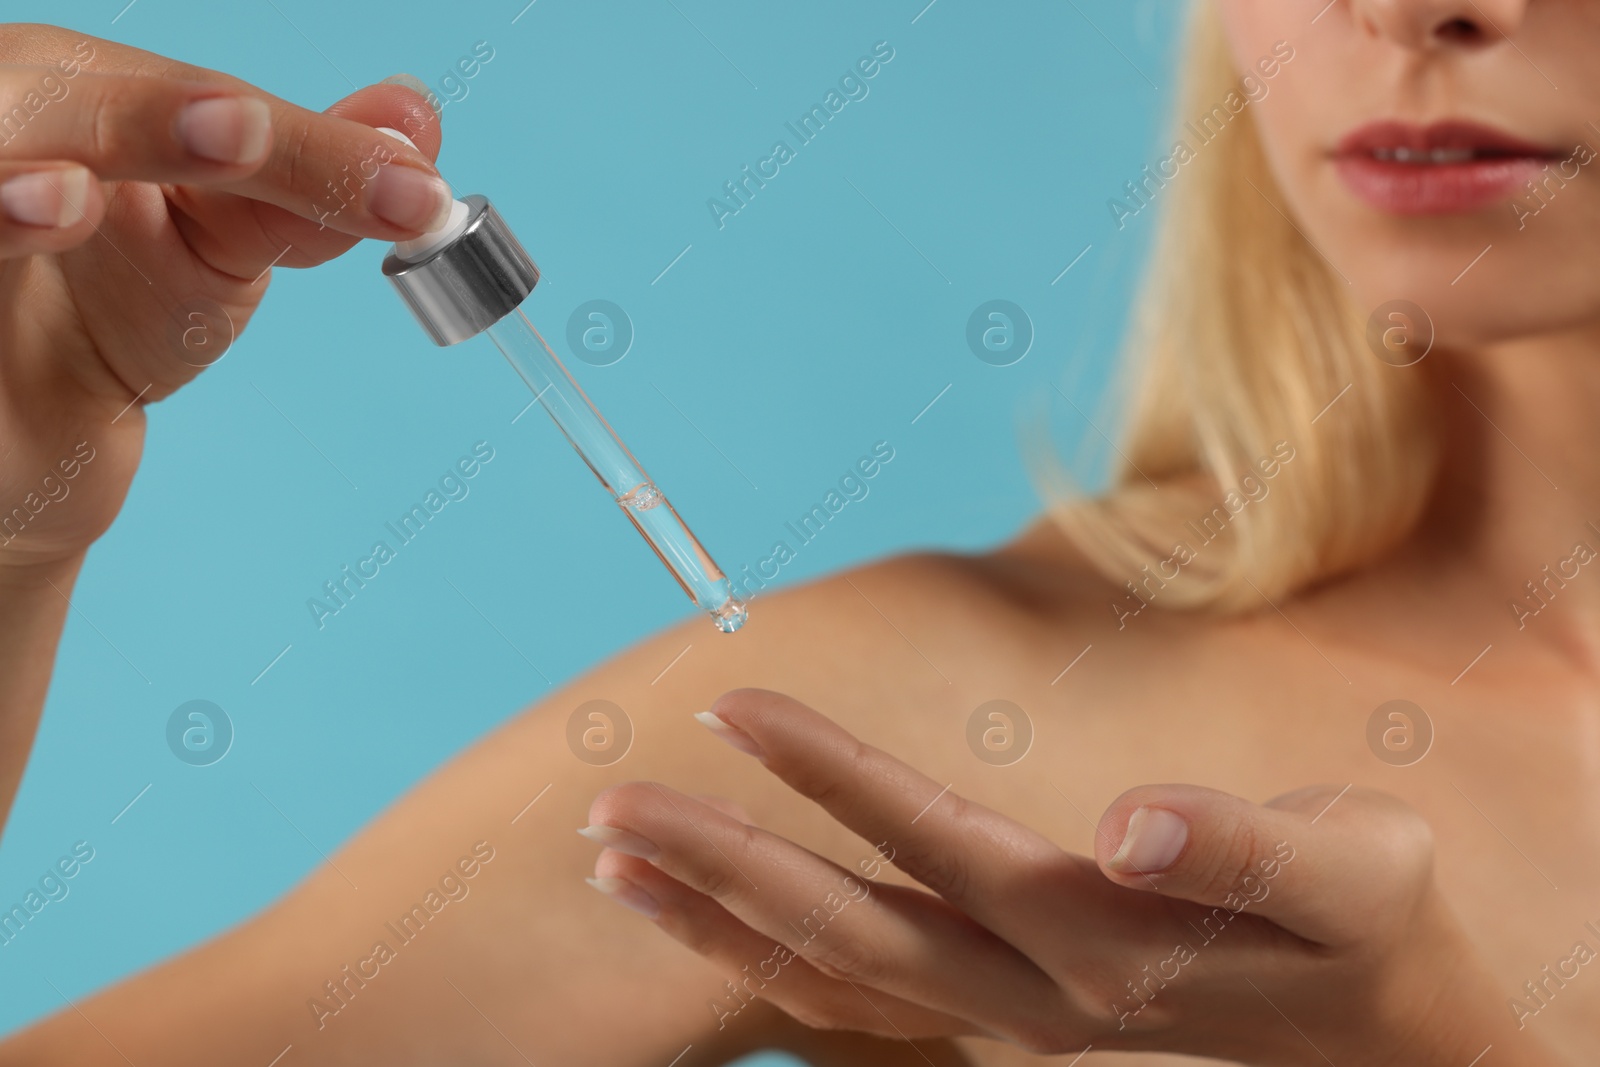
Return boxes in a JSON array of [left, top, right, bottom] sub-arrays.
[[1043, 3, 1438, 614]]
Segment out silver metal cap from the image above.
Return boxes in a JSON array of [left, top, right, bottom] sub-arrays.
[[382, 194, 539, 346]]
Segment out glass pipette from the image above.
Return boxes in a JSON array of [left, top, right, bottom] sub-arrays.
[[376, 131, 747, 632], [485, 306, 747, 632]]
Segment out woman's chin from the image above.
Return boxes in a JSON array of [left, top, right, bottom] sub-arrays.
[[1336, 245, 1600, 351]]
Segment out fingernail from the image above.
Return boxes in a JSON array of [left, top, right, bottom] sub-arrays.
[[177, 97, 272, 165], [1, 167, 90, 228], [380, 73, 443, 114], [585, 876, 660, 919], [1107, 807, 1188, 874], [577, 824, 660, 861], [369, 164, 452, 231], [693, 710, 764, 759]]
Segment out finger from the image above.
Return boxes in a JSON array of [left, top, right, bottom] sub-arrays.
[[209, 84, 448, 239], [590, 849, 976, 1042], [0, 161, 102, 258], [0, 41, 451, 239], [0, 68, 274, 182], [166, 82, 443, 281], [1094, 783, 1435, 945], [697, 690, 1096, 939], [585, 782, 1064, 1044], [0, 25, 158, 76], [692, 794, 754, 823]]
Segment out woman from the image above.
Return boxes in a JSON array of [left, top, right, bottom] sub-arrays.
[[0, 0, 1593, 1062]]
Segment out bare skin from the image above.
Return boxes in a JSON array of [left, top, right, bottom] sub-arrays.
[[5, 368, 1598, 1064], [3, 0, 1600, 1062]]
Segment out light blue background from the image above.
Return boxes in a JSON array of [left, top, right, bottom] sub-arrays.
[[0, 0, 1181, 1057]]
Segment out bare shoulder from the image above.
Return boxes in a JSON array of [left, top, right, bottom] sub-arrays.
[[535, 527, 1122, 734], [555, 519, 1233, 743]]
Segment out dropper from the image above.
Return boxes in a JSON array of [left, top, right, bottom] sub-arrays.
[[375, 129, 747, 633]]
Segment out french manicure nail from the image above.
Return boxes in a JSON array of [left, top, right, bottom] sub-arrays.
[[577, 824, 660, 861], [1, 167, 90, 228], [586, 876, 661, 919], [693, 710, 765, 759], [177, 97, 272, 165], [1107, 806, 1188, 874], [369, 164, 452, 231]]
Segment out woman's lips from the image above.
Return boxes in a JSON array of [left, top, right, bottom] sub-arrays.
[[1332, 120, 1559, 215]]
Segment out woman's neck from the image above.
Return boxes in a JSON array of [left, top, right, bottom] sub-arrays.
[[1404, 327, 1600, 663]]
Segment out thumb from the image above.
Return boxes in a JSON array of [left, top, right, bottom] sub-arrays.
[[1092, 783, 1436, 946]]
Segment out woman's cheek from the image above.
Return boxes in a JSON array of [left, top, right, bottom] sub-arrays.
[[1211, 1, 1348, 231], [1215, 0, 1298, 75]]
